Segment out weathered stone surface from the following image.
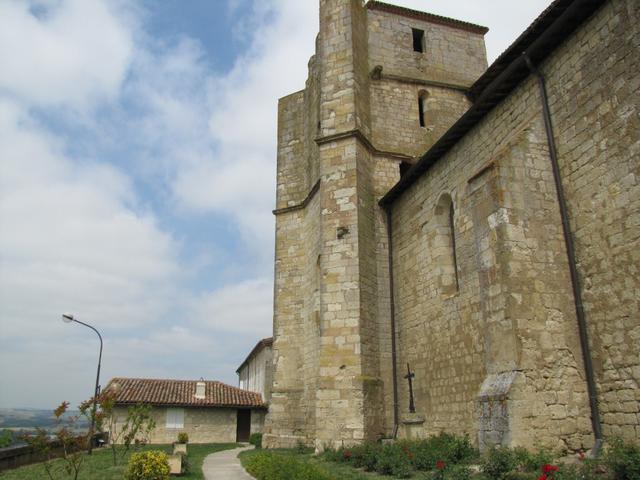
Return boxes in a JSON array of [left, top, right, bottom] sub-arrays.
[[110, 407, 266, 444], [265, 0, 485, 450], [265, 0, 640, 452]]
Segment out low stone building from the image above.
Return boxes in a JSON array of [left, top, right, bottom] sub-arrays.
[[104, 378, 266, 444], [236, 337, 273, 403]]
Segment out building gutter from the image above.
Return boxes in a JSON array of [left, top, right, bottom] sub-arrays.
[[384, 208, 400, 438], [523, 53, 603, 457]]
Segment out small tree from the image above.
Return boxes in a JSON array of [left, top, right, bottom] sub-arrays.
[[23, 428, 56, 480], [25, 401, 87, 480], [92, 391, 156, 466]]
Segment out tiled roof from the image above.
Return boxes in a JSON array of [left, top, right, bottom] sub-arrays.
[[366, 1, 488, 35], [236, 337, 273, 373], [104, 378, 265, 408]]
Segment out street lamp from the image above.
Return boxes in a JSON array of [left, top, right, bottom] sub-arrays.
[[61, 313, 103, 455]]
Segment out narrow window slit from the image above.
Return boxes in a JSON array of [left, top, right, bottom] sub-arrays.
[[412, 28, 425, 53], [449, 201, 460, 292]]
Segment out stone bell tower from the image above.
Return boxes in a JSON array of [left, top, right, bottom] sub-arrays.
[[263, 0, 488, 449]]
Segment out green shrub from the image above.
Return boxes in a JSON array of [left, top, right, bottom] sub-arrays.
[[177, 432, 189, 444], [249, 432, 263, 449], [555, 460, 599, 480], [243, 451, 333, 480], [445, 464, 473, 480], [323, 433, 478, 475], [359, 442, 381, 471], [407, 433, 478, 471], [375, 443, 413, 478], [124, 450, 170, 480], [320, 446, 343, 463], [604, 437, 640, 480], [513, 446, 555, 472], [333, 442, 381, 470], [502, 472, 538, 480], [481, 446, 519, 480]]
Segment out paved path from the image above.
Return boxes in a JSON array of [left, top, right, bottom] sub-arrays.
[[202, 445, 255, 480]]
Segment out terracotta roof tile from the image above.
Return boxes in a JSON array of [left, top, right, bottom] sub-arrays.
[[104, 378, 265, 408]]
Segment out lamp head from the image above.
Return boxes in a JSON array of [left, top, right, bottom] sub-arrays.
[[62, 313, 74, 323]]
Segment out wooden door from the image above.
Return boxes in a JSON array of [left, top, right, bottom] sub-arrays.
[[236, 409, 251, 442]]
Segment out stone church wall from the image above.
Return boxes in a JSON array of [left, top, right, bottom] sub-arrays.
[[388, 0, 638, 450], [264, 0, 640, 451], [547, 0, 639, 441], [266, 0, 488, 449]]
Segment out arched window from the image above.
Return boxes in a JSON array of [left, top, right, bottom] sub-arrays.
[[418, 90, 429, 128], [433, 193, 459, 297]]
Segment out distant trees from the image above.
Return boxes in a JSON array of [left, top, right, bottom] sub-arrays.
[[0, 429, 13, 448]]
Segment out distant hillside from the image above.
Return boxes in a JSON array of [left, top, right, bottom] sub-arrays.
[[0, 408, 89, 429]]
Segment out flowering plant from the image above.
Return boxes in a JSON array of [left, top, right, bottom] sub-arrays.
[[538, 463, 559, 480], [432, 459, 446, 480]]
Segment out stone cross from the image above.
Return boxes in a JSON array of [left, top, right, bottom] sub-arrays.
[[404, 363, 416, 413]]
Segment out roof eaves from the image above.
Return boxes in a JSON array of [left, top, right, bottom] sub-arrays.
[[366, 1, 488, 35], [104, 377, 266, 409], [235, 337, 273, 374], [379, 0, 607, 208]]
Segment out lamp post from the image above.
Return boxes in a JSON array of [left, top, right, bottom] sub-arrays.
[[62, 314, 102, 455]]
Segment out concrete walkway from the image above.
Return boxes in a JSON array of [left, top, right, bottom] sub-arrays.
[[202, 445, 255, 480]]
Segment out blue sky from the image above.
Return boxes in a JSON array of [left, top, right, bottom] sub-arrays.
[[0, 0, 550, 409]]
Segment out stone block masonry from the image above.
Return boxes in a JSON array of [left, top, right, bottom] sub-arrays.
[[264, 0, 486, 449], [264, 0, 639, 451]]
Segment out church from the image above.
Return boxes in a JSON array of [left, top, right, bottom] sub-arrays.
[[262, 0, 639, 453]]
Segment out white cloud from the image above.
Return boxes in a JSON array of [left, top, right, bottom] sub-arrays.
[[0, 100, 179, 337], [190, 278, 273, 335], [0, 0, 556, 410], [0, 0, 134, 109], [171, 0, 317, 253]]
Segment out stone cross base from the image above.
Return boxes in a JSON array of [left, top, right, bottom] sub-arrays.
[[173, 443, 187, 455], [398, 413, 426, 440]]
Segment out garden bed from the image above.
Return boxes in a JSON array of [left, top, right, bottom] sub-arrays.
[[240, 434, 639, 480]]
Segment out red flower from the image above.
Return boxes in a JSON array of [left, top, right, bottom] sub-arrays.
[[343, 450, 352, 459], [542, 464, 559, 474], [538, 475, 548, 480], [436, 460, 446, 470]]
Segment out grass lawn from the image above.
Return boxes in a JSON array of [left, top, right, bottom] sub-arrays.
[[0, 443, 238, 480]]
